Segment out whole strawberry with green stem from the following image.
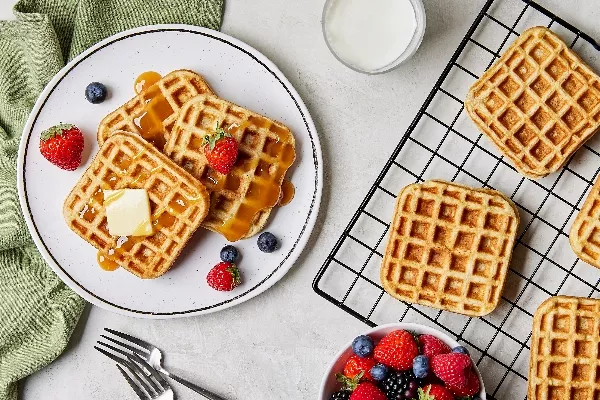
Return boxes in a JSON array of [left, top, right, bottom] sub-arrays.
[[418, 384, 454, 400], [203, 122, 239, 174], [39, 123, 84, 171], [206, 262, 241, 291], [343, 354, 376, 381]]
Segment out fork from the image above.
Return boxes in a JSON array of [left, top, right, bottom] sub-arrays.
[[115, 352, 174, 400], [96, 328, 228, 400]]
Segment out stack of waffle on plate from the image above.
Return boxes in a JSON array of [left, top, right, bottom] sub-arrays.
[[64, 70, 296, 278]]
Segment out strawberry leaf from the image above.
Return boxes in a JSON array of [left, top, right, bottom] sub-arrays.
[[226, 265, 241, 286], [336, 371, 362, 391], [418, 387, 434, 400], [202, 121, 231, 150], [41, 123, 75, 141]]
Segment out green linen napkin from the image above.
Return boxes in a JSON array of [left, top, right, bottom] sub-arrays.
[[0, 1, 223, 399]]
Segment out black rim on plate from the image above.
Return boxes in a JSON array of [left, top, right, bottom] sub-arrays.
[[22, 27, 320, 316]]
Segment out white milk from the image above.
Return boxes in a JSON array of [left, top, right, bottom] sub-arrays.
[[324, 0, 418, 72]]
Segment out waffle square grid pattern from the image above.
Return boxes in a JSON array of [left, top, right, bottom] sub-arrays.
[[165, 94, 296, 242], [465, 26, 600, 179], [381, 181, 519, 317], [528, 296, 600, 400], [570, 174, 600, 269], [63, 132, 210, 279], [97, 70, 214, 146]]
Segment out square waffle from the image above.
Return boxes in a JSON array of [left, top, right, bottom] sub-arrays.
[[165, 94, 296, 242], [380, 180, 519, 316], [465, 26, 600, 179], [570, 173, 600, 268], [528, 296, 600, 400], [63, 132, 210, 279], [97, 70, 214, 148]]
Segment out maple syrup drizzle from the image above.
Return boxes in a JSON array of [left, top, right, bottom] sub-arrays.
[[278, 180, 295, 206], [97, 251, 120, 271], [132, 72, 172, 150], [207, 119, 296, 242], [134, 71, 162, 94]]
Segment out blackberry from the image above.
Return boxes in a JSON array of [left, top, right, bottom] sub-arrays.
[[329, 390, 351, 400], [380, 370, 422, 400]]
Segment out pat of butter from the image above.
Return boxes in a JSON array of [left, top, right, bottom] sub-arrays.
[[104, 189, 153, 237]]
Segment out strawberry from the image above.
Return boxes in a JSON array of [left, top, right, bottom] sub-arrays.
[[418, 384, 454, 400], [430, 353, 472, 389], [203, 123, 239, 174], [349, 383, 386, 400], [39, 123, 84, 171], [206, 262, 241, 291], [343, 354, 376, 381], [448, 368, 480, 397], [418, 335, 451, 358], [373, 330, 418, 370]]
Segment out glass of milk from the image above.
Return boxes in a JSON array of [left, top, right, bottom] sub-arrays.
[[322, 0, 426, 74]]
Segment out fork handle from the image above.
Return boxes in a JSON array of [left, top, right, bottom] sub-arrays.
[[160, 368, 228, 400]]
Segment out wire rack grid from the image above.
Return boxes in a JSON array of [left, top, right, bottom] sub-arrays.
[[313, 0, 600, 398]]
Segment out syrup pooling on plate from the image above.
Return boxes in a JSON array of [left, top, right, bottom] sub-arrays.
[[132, 72, 172, 150], [210, 118, 295, 241], [97, 251, 120, 271], [278, 179, 295, 206]]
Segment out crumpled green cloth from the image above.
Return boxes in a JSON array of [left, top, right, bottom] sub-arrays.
[[0, 1, 223, 399]]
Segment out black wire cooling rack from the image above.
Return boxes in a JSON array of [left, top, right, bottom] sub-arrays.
[[312, 0, 600, 398]]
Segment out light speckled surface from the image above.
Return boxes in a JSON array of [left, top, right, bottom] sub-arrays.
[[2, 0, 600, 399]]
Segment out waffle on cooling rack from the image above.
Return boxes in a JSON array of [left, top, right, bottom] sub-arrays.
[[381, 180, 519, 316], [528, 296, 600, 400], [164, 94, 296, 242], [97, 70, 214, 149], [570, 174, 600, 269], [63, 132, 210, 279], [465, 26, 600, 179]]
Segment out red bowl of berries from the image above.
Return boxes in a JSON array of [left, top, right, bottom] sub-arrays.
[[319, 323, 486, 400]]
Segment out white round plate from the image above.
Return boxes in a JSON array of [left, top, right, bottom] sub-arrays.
[[17, 25, 322, 319]]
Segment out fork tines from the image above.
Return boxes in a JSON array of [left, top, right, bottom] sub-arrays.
[[115, 353, 171, 400]]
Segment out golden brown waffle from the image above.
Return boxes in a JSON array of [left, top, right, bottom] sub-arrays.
[[165, 94, 296, 242], [569, 174, 600, 268], [97, 70, 215, 148], [63, 132, 210, 279], [528, 296, 600, 400], [380, 180, 519, 316], [465, 26, 600, 179]]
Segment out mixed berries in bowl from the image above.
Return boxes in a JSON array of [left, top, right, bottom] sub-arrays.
[[319, 323, 485, 400]]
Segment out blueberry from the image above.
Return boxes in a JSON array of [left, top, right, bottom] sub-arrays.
[[452, 346, 469, 355], [412, 355, 429, 379], [257, 232, 278, 253], [369, 363, 389, 381], [85, 82, 107, 104], [220, 245, 239, 262], [351, 335, 374, 358]]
